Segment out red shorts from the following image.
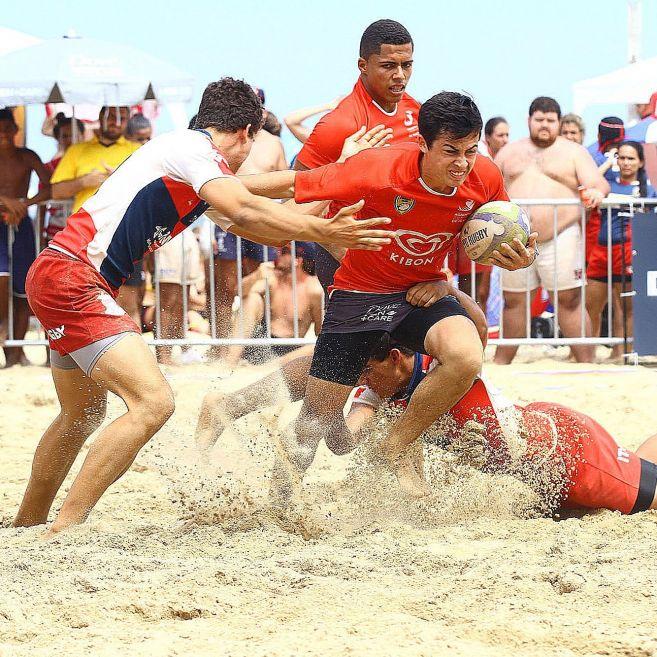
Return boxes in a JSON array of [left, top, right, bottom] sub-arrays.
[[26, 249, 139, 355], [586, 241, 633, 282], [447, 236, 491, 276], [525, 402, 656, 514], [585, 210, 600, 264]]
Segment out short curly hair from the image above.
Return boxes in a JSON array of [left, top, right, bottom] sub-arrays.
[[419, 91, 482, 147], [195, 78, 263, 138]]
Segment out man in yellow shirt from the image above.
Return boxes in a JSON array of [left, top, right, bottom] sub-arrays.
[[51, 106, 139, 210]]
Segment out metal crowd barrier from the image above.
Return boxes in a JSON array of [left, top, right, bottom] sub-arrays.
[[2, 197, 656, 356]]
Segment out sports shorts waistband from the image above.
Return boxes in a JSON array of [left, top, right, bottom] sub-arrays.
[[47, 244, 80, 261]]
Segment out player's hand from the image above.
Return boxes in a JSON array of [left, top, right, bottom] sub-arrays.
[[82, 168, 110, 189], [406, 280, 455, 307], [338, 125, 393, 162], [488, 232, 539, 270], [580, 187, 604, 209], [322, 200, 394, 251], [0, 196, 27, 225]]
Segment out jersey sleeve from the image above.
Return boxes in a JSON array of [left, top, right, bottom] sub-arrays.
[[50, 145, 80, 184], [296, 110, 359, 169], [351, 385, 382, 409], [294, 150, 376, 204], [163, 133, 236, 194]]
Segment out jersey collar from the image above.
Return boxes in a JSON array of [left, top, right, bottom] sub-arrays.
[[418, 176, 457, 197]]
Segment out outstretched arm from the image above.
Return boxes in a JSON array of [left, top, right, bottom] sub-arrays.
[[199, 178, 392, 250]]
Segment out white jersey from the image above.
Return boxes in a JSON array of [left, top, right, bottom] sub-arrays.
[[50, 129, 238, 288]]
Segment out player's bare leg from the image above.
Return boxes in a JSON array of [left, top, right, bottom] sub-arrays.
[[195, 352, 313, 453], [270, 376, 353, 507], [380, 316, 482, 497], [13, 366, 107, 527], [225, 291, 265, 367], [48, 334, 174, 533]]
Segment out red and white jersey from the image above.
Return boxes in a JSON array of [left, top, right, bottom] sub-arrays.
[[50, 129, 237, 289], [295, 143, 509, 293], [296, 78, 419, 219]]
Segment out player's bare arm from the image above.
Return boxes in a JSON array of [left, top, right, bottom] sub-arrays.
[[200, 177, 394, 250]]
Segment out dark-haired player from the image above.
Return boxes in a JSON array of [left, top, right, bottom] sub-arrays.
[[14, 78, 394, 534], [349, 341, 657, 515], [240, 91, 538, 498], [296, 18, 419, 288]]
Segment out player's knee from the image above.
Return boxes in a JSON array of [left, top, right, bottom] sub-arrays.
[[135, 385, 175, 432], [60, 399, 107, 435], [445, 344, 482, 384]]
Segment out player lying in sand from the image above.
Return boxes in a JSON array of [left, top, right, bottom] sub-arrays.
[[238, 91, 538, 502], [195, 281, 487, 452], [199, 333, 657, 515], [13, 78, 395, 534]]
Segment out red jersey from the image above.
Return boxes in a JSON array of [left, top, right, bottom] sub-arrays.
[[295, 143, 509, 293], [297, 79, 419, 170], [296, 79, 419, 220]]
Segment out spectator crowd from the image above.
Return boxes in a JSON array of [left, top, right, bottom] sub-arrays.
[[1, 19, 656, 368]]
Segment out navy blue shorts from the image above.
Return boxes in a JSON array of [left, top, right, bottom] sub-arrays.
[[0, 216, 37, 297], [310, 290, 471, 386], [214, 226, 277, 262]]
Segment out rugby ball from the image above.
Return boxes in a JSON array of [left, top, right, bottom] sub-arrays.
[[461, 201, 530, 265]]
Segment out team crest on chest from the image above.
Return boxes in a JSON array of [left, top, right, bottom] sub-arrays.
[[394, 195, 415, 214]]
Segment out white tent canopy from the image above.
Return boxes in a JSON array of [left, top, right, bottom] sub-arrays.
[[0, 34, 194, 106], [572, 57, 657, 114], [0, 26, 41, 57]]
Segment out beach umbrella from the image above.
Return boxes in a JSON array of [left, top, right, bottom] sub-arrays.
[[0, 32, 194, 107]]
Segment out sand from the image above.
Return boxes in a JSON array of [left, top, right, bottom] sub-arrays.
[[1, 346, 657, 657]]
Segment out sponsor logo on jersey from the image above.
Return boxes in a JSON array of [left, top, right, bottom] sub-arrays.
[[146, 225, 173, 253], [46, 325, 66, 341], [393, 229, 453, 257], [394, 195, 416, 215], [453, 199, 477, 221]]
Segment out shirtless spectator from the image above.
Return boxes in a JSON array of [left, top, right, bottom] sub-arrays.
[[560, 113, 585, 144], [0, 108, 51, 366], [225, 243, 323, 367], [494, 97, 609, 365], [125, 113, 152, 145], [284, 97, 343, 144], [208, 91, 288, 361]]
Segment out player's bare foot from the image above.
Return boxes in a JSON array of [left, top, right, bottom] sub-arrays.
[[393, 452, 432, 498]]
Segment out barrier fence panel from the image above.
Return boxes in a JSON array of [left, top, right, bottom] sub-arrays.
[[2, 198, 657, 355]]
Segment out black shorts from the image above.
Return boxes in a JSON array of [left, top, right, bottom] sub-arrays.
[[314, 246, 340, 298], [630, 459, 657, 514], [309, 290, 471, 386]]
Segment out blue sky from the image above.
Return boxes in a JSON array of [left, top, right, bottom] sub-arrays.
[[3, 0, 656, 160]]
